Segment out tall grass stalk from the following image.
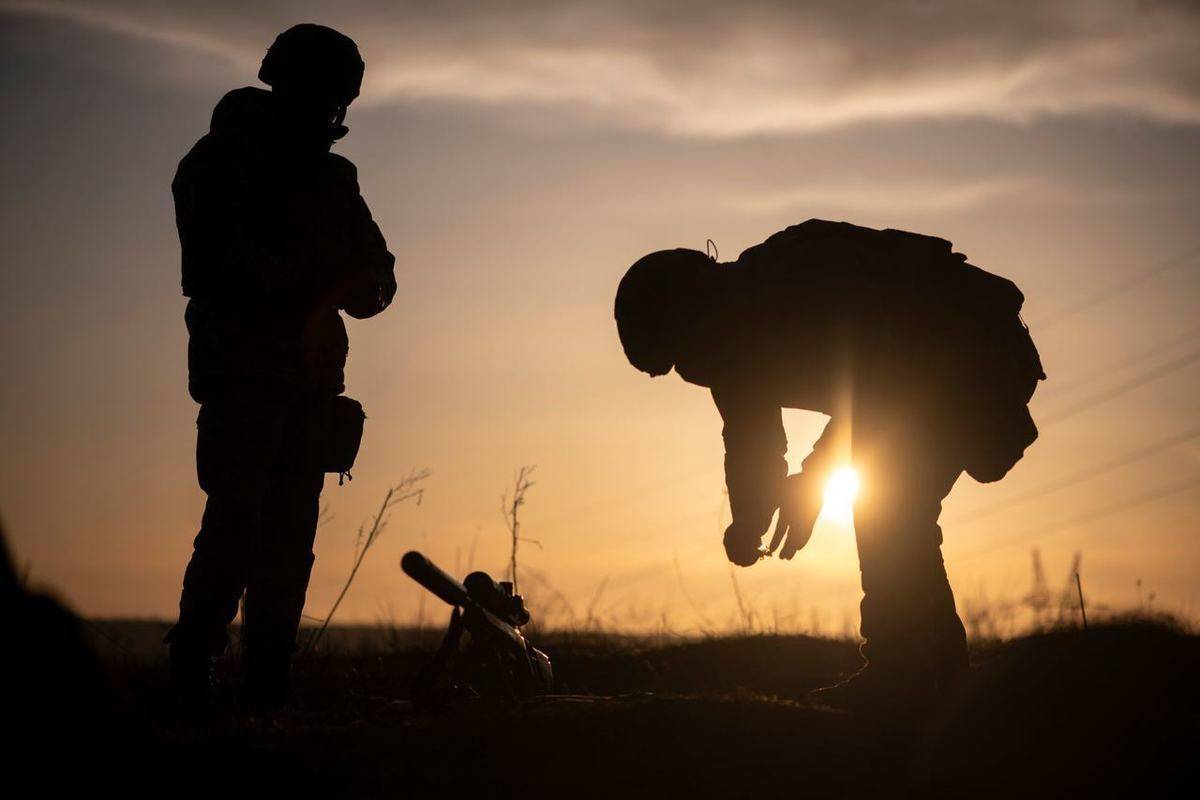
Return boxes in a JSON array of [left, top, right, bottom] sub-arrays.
[[501, 465, 538, 595], [303, 469, 429, 655]]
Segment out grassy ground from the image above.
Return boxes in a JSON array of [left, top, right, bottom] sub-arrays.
[[21, 617, 1200, 799]]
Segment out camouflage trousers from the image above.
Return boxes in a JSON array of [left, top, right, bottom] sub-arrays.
[[837, 408, 969, 690], [167, 385, 326, 660]]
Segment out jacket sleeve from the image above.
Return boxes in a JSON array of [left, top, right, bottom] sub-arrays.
[[712, 384, 788, 534], [328, 157, 397, 320]]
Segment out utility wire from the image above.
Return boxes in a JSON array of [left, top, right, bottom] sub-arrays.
[[594, 344, 1196, 546], [957, 474, 1200, 563], [1032, 243, 1200, 331], [1037, 347, 1200, 427], [593, 340, 1196, 549], [946, 424, 1200, 526], [568, 254, 1199, 554], [533, 456, 722, 537], [572, 254, 1199, 527], [1049, 324, 1200, 397]]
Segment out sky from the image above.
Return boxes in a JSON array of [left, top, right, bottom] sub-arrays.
[[1, 0, 1197, 633]]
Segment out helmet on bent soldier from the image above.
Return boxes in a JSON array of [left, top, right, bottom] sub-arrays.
[[614, 249, 714, 377]]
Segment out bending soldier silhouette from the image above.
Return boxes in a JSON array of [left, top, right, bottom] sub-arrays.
[[167, 25, 396, 709], [615, 220, 1044, 710]]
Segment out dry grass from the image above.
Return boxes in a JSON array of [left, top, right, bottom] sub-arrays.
[[302, 470, 429, 655]]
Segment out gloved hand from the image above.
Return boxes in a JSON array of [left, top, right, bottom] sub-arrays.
[[723, 521, 766, 567], [770, 472, 824, 560]]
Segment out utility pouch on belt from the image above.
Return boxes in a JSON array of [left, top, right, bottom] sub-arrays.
[[320, 395, 366, 483]]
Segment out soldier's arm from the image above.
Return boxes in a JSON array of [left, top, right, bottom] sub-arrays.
[[711, 384, 788, 538], [329, 157, 397, 319]]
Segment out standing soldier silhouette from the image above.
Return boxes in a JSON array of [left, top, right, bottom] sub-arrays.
[[167, 25, 396, 709], [614, 220, 1044, 710]]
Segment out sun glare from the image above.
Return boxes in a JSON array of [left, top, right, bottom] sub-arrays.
[[821, 467, 861, 525]]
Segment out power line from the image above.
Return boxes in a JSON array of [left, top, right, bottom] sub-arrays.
[[592, 339, 1197, 551], [533, 456, 722, 536], [1032, 243, 1200, 331], [600, 343, 1197, 543], [956, 474, 1200, 563], [1037, 347, 1200, 427], [946, 424, 1200, 526], [1049, 324, 1200, 397], [571, 262, 1199, 546]]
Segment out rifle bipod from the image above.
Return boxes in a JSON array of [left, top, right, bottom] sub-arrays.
[[403, 551, 553, 710]]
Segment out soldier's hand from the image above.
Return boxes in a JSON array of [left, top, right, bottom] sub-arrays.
[[771, 473, 823, 560], [723, 522, 766, 567]]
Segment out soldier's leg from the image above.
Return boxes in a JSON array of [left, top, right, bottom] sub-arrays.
[[243, 470, 323, 656], [168, 393, 286, 672], [852, 429, 967, 696], [241, 402, 325, 705], [855, 496, 966, 689]]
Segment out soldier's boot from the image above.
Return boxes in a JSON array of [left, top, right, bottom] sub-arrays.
[[241, 649, 292, 713], [168, 640, 216, 708], [811, 668, 875, 711], [812, 660, 939, 715], [812, 615, 942, 715]]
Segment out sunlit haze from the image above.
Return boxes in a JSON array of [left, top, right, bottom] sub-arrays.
[[821, 468, 862, 527], [0, 1, 1197, 633]]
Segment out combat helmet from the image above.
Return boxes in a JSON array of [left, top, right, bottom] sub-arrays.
[[259, 24, 364, 115], [614, 249, 713, 376]]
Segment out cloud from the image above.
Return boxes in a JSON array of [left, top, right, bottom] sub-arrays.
[[4, 0, 1199, 136], [724, 176, 1144, 216]]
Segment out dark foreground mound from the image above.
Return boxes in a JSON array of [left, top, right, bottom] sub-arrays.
[[35, 620, 1200, 798], [915, 622, 1197, 798]]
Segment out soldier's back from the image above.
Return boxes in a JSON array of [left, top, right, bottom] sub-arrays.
[[173, 88, 360, 401]]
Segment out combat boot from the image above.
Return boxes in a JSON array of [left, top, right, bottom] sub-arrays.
[[812, 665, 937, 716], [168, 641, 215, 708], [241, 650, 292, 713]]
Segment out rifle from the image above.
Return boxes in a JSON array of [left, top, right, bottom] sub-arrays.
[[401, 551, 553, 709]]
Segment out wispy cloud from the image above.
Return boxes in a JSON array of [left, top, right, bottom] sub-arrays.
[[5, 0, 1199, 136], [724, 176, 1144, 216]]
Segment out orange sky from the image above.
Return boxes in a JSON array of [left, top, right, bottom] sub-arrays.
[[1, 1, 1197, 632]]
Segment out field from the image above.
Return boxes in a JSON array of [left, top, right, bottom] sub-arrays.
[[21, 615, 1195, 799]]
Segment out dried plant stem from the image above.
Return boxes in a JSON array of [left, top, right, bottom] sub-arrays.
[[303, 469, 428, 655], [501, 465, 538, 595], [1075, 571, 1089, 630]]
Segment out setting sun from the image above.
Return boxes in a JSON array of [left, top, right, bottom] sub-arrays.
[[821, 467, 861, 525]]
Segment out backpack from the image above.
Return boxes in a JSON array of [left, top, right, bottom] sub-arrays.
[[748, 220, 1046, 482]]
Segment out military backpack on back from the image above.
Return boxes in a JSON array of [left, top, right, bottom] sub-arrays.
[[748, 219, 1046, 482]]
